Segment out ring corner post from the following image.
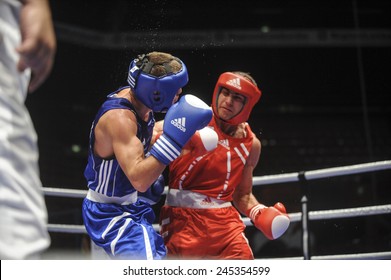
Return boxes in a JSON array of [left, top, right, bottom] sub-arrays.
[[299, 171, 311, 260]]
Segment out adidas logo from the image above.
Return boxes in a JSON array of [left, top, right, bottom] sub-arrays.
[[171, 117, 186, 132], [226, 78, 241, 90], [218, 139, 229, 149], [200, 196, 213, 205]]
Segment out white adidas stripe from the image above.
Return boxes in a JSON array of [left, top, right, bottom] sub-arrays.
[[154, 136, 181, 162], [234, 147, 246, 165], [226, 77, 241, 89], [96, 160, 113, 195]]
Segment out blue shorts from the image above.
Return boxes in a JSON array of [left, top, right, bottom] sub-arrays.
[[82, 198, 166, 259]]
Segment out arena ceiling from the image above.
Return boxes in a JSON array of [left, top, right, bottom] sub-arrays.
[[51, 0, 391, 49]]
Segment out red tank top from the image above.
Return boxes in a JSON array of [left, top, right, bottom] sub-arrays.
[[168, 117, 254, 201]]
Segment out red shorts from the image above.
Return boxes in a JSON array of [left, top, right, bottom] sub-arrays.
[[159, 205, 254, 259]]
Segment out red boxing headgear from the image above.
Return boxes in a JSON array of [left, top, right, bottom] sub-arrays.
[[212, 72, 262, 125]]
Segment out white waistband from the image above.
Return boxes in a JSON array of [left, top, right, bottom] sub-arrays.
[[166, 189, 232, 209], [86, 189, 137, 205]]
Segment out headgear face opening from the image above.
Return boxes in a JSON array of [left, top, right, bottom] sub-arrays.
[[127, 54, 189, 112], [212, 72, 262, 125]]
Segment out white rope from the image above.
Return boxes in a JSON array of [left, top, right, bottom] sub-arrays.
[[304, 160, 391, 180], [309, 204, 391, 220], [42, 160, 391, 198], [44, 187, 86, 198], [48, 224, 86, 234], [49, 204, 391, 234], [252, 172, 299, 185], [252, 160, 391, 185], [311, 251, 391, 260], [263, 251, 391, 260]]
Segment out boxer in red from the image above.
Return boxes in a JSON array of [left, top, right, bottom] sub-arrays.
[[158, 71, 290, 259]]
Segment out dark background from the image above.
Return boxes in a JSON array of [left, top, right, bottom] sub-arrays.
[[26, 0, 391, 259]]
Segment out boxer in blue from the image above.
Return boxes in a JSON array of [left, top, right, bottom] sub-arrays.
[[82, 51, 212, 259]]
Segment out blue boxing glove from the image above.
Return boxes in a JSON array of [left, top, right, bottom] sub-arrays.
[[138, 175, 165, 205], [150, 94, 212, 165]]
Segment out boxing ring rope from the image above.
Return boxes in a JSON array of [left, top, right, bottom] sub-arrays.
[[47, 204, 390, 231], [43, 160, 391, 259]]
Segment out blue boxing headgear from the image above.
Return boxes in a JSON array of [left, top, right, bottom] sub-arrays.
[[127, 54, 189, 112]]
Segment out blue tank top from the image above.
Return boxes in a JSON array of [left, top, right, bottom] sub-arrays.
[[84, 87, 155, 197]]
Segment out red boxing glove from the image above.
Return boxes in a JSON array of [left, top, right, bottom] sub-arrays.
[[246, 202, 290, 240], [184, 126, 218, 157]]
